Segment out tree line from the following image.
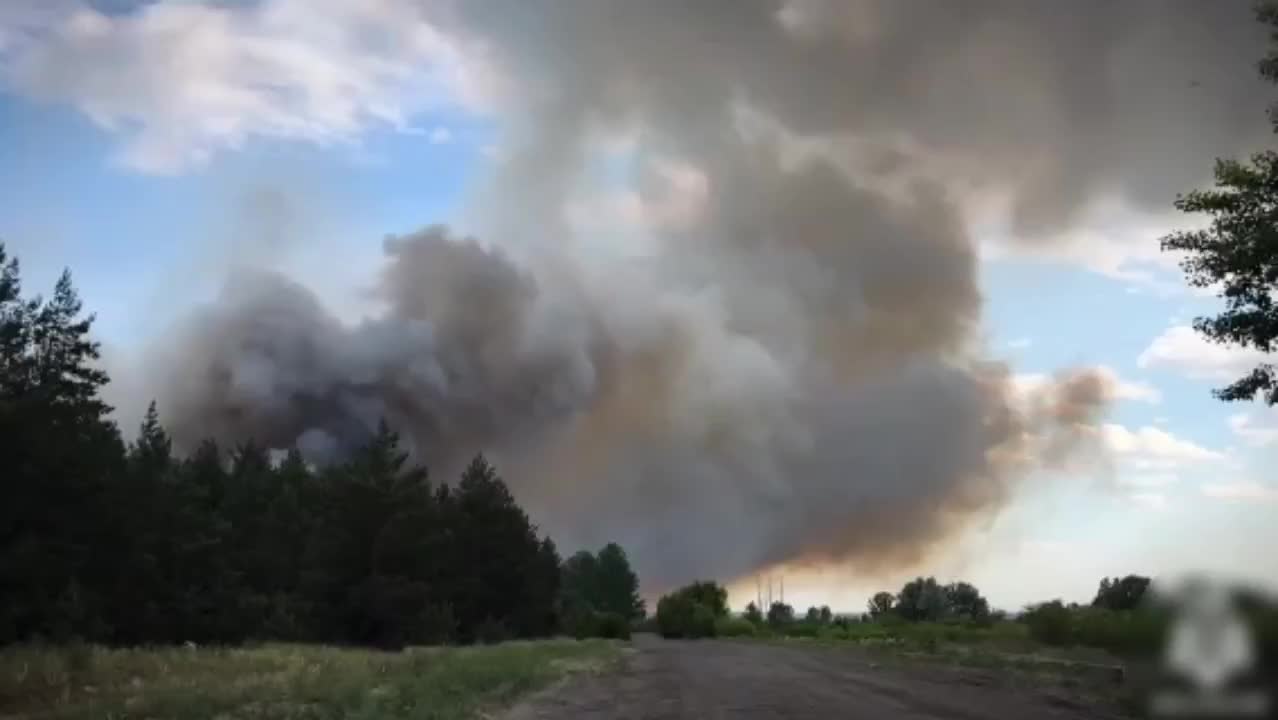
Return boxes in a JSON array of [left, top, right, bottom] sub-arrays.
[[651, 574, 1154, 641], [0, 244, 642, 648]]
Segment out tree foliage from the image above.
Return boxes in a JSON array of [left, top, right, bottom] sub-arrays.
[[868, 577, 991, 624], [655, 581, 729, 639], [867, 591, 896, 618], [558, 542, 644, 638], [895, 577, 949, 622], [1161, 2, 1278, 403], [766, 601, 795, 627], [1092, 575, 1151, 612], [0, 243, 641, 648]]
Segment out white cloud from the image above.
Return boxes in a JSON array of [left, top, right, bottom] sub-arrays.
[[1137, 325, 1268, 381], [1098, 424, 1223, 508], [1227, 408, 1278, 447], [1101, 423, 1224, 471], [1118, 473, 1179, 489], [427, 126, 452, 144], [975, 196, 1198, 293], [1006, 337, 1032, 349], [1200, 481, 1278, 502], [0, 0, 497, 172], [1128, 492, 1169, 511], [1102, 372, 1162, 405]]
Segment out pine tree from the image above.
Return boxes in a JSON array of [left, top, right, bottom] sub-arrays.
[[448, 454, 545, 640], [1, 241, 648, 647], [0, 253, 123, 643]]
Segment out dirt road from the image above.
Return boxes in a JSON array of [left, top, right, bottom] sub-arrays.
[[502, 635, 1127, 720]]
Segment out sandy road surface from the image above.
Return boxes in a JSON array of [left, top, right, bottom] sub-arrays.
[[502, 635, 1127, 720]]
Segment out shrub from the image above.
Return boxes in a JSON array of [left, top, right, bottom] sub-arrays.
[[1071, 607, 1167, 656], [655, 582, 728, 639], [656, 595, 716, 639], [819, 625, 849, 641], [1023, 601, 1073, 646], [786, 622, 820, 639], [593, 612, 632, 640], [715, 616, 757, 637], [690, 603, 717, 638]]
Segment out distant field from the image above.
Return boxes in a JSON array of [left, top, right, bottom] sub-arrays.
[[0, 639, 620, 720]]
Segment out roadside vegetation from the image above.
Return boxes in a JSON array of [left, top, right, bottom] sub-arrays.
[[653, 574, 1277, 681], [0, 639, 619, 720], [649, 573, 1277, 719]]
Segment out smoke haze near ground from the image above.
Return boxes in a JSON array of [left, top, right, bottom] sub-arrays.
[[138, 0, 1270, 590]]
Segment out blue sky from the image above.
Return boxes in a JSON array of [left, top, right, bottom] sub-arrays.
[[2, 0, 1275, 612]]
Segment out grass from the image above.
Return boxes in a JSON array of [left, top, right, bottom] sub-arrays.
[[0, 639, 621, 720]]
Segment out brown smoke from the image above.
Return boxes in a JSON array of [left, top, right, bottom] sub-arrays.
[[142, 0, 1268, 590]]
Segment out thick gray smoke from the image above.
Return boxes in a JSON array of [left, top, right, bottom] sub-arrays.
[[147, 0, 1270, 589]]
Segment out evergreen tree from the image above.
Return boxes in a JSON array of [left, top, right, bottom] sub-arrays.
[[0, 243, 632, 649], [595, 542, 646, 622], [446, 454, 546, 641], [0, 253, 123, 643]]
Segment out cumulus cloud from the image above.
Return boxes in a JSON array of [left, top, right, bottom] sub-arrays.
[[1201, 480, 1278, 502], [0, 0, 495, 172], [1094, 421, 1225, 509], [1129, 492, 1170, 511], [1138, 325, 1269, 381], [1227, 408, 1278, 447], [1100, 423, 1224, 471]]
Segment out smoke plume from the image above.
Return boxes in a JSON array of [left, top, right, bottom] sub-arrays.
[[145, 0, 1268, 589]]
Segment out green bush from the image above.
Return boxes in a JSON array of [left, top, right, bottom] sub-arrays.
[[593, 612, 632, 640], [656, 595, 716, 639], [562, 607, 632, 640], [715, 616, 757, 637], [655, 582, 729, 639], [1071, 607, 1167, 656], [818, 626, 849, 641], [690, 603, 717, 638], [785, 622, 820, 639], [1023, 601, 1072, 646], [1020, 602, 1170, 656]]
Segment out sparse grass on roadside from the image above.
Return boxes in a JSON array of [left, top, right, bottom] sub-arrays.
[[0, 639, 620, 720], [732, 621, 1141, 714]]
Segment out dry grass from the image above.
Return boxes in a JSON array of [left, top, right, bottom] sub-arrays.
[[0, 639, 619, 719]]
